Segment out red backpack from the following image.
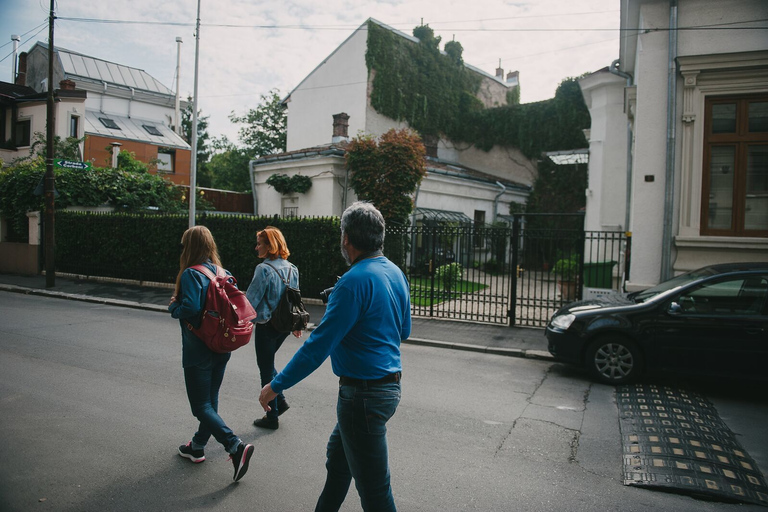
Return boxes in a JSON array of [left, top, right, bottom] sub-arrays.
[[186, 264, 257, 353]]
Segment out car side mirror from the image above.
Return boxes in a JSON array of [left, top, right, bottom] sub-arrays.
[[667, 302, 683, 315]]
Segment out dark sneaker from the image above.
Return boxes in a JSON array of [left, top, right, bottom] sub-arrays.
[[230, 443, 254, 482], [178, 442, 205, 463], [253, 415, 279, 430], [277, 399, 290, 416]]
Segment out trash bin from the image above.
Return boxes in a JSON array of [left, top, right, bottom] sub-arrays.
[[583, 261, 617, 288]]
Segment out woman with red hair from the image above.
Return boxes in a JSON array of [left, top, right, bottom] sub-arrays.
[[246, 226, 302, 430]]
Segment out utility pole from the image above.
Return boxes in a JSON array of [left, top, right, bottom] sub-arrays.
[[189, 0, 201, 228], [44, 0, 55, 287]]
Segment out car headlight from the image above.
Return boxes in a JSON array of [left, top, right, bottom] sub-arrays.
[[550, 313, 575, 330]]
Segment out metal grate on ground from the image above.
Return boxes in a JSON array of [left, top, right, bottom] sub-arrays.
[[617, 384, 768, 507]]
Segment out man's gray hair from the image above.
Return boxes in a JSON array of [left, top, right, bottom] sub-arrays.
[[341, 201, 385, 252]]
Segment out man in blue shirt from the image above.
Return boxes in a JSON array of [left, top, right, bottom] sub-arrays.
[[259, 201, 411, 512]]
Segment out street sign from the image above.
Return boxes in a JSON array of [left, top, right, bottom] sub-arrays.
[[54, 159, 91, 170]]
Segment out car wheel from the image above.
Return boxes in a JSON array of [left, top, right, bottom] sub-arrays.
[[584, 336, 644, 385]]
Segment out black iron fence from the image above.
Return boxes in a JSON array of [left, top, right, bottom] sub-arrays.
[[386, 214, 628, 327]]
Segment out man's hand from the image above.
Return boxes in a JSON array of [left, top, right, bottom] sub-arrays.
[[259, 383, 278, 412]]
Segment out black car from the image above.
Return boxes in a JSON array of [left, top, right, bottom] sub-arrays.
[[546, 262, 768, 384]]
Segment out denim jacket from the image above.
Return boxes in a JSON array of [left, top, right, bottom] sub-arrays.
[[246, 257, 299, 324]]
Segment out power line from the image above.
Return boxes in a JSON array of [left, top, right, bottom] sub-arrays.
[[54, 15, 767, 32], [0, 22, 49, 64]]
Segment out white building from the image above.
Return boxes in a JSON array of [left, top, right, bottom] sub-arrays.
[[579, 0, 768, 290], [252, 18, 533, 223], [17, 42, 192, 184]]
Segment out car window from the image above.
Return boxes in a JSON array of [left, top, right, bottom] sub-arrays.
[[633, 267, 720, 303], [677, 277, 768, 315]]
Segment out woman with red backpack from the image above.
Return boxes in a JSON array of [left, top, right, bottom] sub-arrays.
[[169, 225, 254, 482]]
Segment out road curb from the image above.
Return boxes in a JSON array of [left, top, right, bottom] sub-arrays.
[[0, 284, 168, 313], [405, 337, 554, 361], [0, 284, 554, 361]]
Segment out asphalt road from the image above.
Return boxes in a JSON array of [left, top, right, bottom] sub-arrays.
[[1, 292, 766, 511]]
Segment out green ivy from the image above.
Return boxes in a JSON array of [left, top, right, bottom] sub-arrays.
[[266, 173, 312, 195], [365, 21, 589, 160]]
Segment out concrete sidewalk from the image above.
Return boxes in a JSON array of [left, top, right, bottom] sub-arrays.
[[0, 273, 553, 361]]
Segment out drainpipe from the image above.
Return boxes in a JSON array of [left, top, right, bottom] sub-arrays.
[[175, 37, 182, 135], [100, 81, 107, 113], [493, 181, 506, 223], [610, 59, 633, 232], [11, 35, 20, 82], [249, 160, 259, 215], [661, 0, 678, 281], [128, 87, 135, 118]]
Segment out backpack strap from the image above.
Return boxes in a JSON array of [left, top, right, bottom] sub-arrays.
[[263, 260, 292, 285], [262, 261, 294, 313], [190, 263, 224, 282]]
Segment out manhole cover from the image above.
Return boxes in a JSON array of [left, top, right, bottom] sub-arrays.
[[618, 384, 768, 506]]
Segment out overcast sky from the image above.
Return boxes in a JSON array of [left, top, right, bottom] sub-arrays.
[[1, 0, 620, 147]]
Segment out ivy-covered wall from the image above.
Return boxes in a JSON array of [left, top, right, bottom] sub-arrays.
[[365, 21, 590, 161]]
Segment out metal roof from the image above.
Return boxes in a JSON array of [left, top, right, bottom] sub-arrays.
[[413, 207, 472, 223], [83, 110, 190, 149], [38, 43, 174, 96], [546, 149, 589, 166]]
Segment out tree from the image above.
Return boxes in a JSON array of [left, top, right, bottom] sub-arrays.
[[346, 129, 427, 224], [206, 138, 253, 192], [179, 96, 213, 187], [13, 131, 84, 163], [229, 89, 286, 157]]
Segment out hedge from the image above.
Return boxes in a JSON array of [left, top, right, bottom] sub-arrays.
[[54, 211, 348, 299]]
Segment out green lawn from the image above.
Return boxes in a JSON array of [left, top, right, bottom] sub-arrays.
[[409, 277, 488, 307]]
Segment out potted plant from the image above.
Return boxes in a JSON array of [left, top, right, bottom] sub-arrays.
[[552, 257, 579, 300]]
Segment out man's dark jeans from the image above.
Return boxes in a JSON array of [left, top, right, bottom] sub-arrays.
[[315, 381, 401, 512]]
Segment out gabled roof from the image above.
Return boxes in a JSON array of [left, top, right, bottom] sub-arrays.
[[32, 42, 174, 96], [282, 18, 512, 106]]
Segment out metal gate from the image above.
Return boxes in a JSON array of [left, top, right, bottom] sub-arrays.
[[385, 213, 628, 328]]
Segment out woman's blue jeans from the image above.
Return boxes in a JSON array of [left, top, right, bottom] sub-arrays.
[[315, 381, 401, 512], [183, 352, 240, 454], [254, 322, 289, 419]]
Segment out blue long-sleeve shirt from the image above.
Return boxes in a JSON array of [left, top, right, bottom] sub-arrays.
[[270, 255, 411, 393]]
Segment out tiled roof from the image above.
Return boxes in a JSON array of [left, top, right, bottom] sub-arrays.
[[0, 81, 38, 99]]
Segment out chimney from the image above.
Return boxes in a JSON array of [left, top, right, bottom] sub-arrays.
[[495, 59, 503, 80], [332, 112, 350, 143], [506, 70, 519, 86], [110, 142, 122, 168], [423, 134, 438, 158], [59, 79, 76, 91], [15, 51, 27, 86]]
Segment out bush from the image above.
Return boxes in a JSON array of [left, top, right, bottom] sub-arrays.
[[552, 257, 579, 281], [0, 155, 185, 242], [435, 262, 463, 291]]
